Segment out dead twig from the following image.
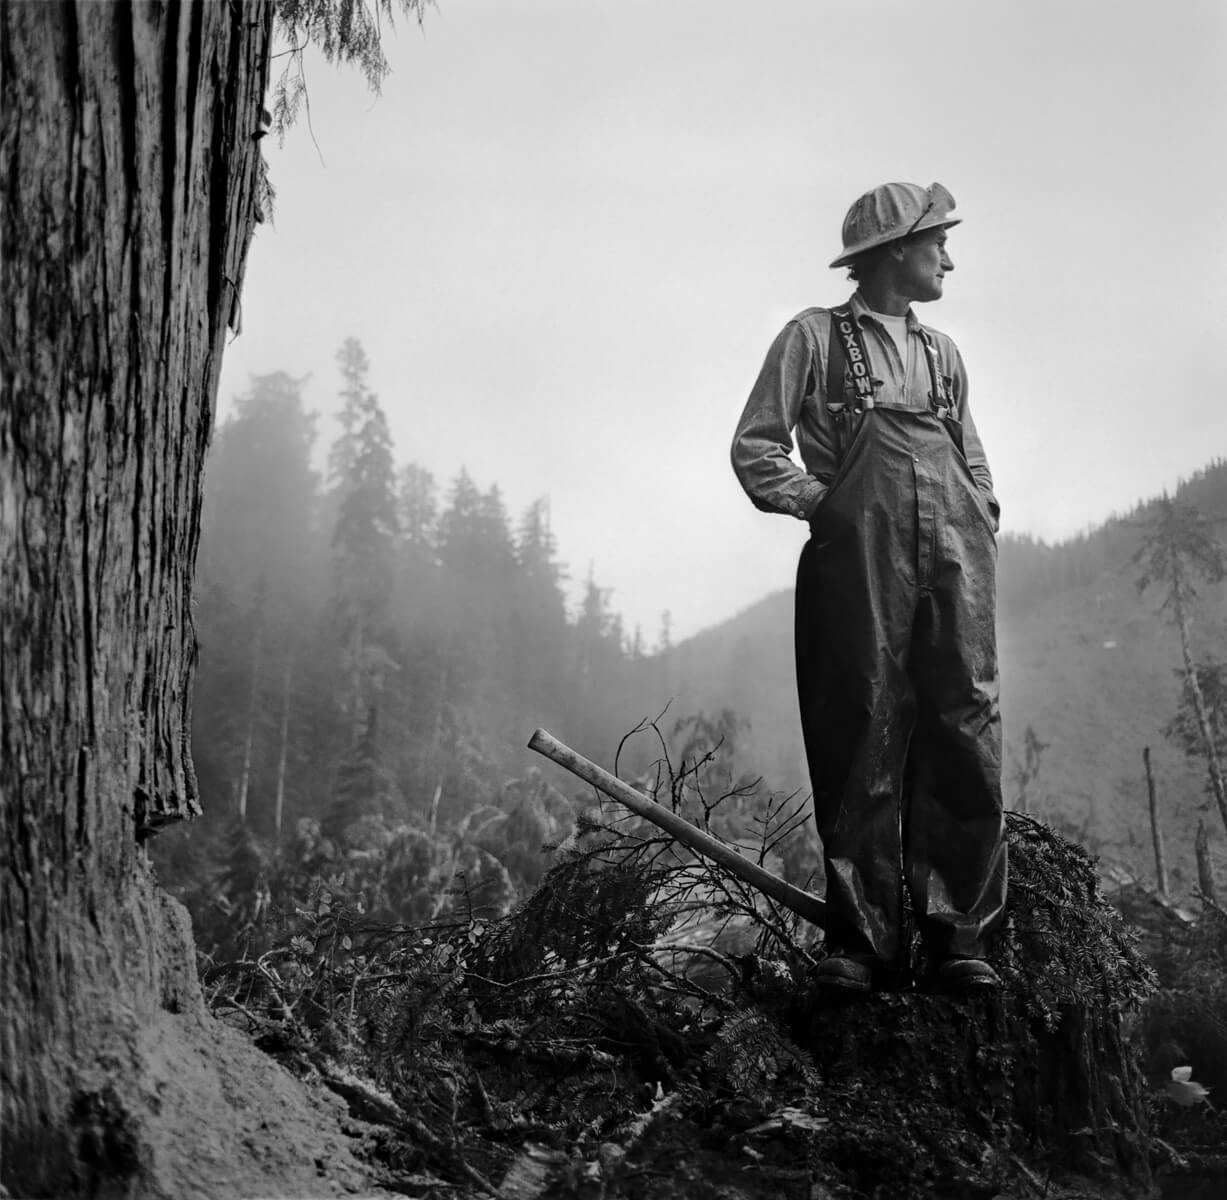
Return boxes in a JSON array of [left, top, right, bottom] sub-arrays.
[[652, 941, 741, 980], [465, 949, 638, 992]]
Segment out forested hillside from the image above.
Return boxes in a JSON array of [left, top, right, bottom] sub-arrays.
[[664, 459, 1227, 892]]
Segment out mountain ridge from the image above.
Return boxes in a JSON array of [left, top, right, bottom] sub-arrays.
[[661, 458, 1227, 890]]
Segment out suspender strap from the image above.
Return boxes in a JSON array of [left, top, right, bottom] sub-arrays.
[[829, 306, 877, 410], [824, 311, 847, 411], [917, 327, 953, 420], [822, 309, 857, 464], [823, 307, 955, 429]]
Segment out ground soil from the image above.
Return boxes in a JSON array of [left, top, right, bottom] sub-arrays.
[[1, 1005, 396, 1200], [121, 1010, 391, 1199]]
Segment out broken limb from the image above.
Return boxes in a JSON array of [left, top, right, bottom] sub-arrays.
[[527, 728, 827, 929]]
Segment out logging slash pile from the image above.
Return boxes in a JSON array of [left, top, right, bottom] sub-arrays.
[[202, 750, 1206, 1200]]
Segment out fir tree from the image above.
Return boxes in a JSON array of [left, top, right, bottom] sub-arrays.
[[195, 372, 321, 834], [1134, 494, 1227, 836], [328, 338, 401, 742], [398, 461, 438, 554], [437, 472, 516, 585], [322, 705, 402, 843], [517, 500, 565, 599], [477, 485, 517, 581], [1166, 660, 1227, 794], [574, 568, 612, 686], [513, 498, 569, 708], [436, 468, 483, 579]]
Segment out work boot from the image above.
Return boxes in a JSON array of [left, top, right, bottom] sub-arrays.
[[935, 957, 1000, 993], [815, 953, 873, 993]]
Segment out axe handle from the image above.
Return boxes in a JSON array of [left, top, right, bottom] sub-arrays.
[[527, 727, 826, 929]]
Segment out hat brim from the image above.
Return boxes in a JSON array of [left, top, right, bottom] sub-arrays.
[[829, 215, 962, 269]]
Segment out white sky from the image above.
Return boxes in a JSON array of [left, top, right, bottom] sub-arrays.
[[218, 0, 1227, 643]]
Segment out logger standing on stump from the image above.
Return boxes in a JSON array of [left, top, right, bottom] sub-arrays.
[[731, 182, 1007, 994]]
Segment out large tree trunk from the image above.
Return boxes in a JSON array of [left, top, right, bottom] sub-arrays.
[[1, 2, 272, 1193]]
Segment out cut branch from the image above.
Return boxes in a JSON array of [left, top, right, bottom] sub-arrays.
[[527, 728, 826, 929]]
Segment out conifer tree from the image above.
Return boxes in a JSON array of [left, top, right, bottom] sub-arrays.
[[574, 568, 612, 686], [516, 499, 564, 598], [574, 570, 628, 689], [322, 706, 402, 843], [656, 609, 674, 693], [399, 461, 438, 556], [328, 338, 400, 743], [478, 485, 518, 580], [437, 468, 483, 578], [383, 461, 444, 804], [437, 472, 516, 586], [514, 498, 569, 706], [1134, 494, 1227, 836], [194, 372, 321, 832], [1166, 660, 1227, 800]]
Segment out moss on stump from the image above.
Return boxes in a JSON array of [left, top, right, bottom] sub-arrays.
[[770, 814, 1156, 1197]]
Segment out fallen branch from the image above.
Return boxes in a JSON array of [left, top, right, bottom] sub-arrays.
[[527, 728, 827, 929]]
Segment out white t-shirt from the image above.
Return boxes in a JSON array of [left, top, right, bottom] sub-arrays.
[[868, 309, 910, 369]]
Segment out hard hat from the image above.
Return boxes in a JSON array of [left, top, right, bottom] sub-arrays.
[[829, 182, 961, 269]]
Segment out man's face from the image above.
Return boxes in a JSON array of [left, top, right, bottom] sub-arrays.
[[896, 227, 954, 302]]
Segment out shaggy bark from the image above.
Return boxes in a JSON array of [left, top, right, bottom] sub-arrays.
[[1, 2, 273, 1193]]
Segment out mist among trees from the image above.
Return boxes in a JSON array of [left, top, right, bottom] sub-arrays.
[[155, 338, 671, 954]]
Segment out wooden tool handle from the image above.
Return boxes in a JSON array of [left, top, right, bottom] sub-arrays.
[[527, 727, 826, 928]]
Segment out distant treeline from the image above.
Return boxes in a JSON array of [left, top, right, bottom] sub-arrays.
[[188, 339, 1224, 846], [997, 457, 1227, 616], [188, 339, 665, 849]]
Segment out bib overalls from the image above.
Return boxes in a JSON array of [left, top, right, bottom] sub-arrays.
[[795, 352, 1007, 969]]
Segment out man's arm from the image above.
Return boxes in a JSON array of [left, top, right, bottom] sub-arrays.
[[731, 319, 827, 521], [949, 344, 1000, 530]]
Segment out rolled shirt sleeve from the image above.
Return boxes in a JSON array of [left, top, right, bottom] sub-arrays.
[[730, 320, 828, 521]]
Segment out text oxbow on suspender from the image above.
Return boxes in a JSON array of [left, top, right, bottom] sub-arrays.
[[821, 306, 959, 463]]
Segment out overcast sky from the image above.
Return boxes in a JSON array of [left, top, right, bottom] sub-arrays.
[[218, 0, 1227, 643]]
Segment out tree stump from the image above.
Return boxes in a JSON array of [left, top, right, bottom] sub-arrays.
[[786, 815, 1155, 1197]]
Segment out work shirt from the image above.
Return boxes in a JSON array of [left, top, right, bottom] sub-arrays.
[[730, 291, 999, 526]]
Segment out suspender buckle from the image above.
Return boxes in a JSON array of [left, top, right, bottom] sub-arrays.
[[918, 330, 955, 421]]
